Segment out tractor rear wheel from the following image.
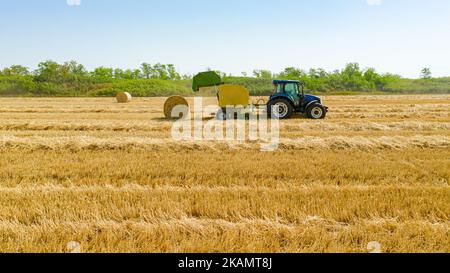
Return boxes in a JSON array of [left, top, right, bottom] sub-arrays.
[[268, 99, 294, 119], [306, 103, 326, 119]]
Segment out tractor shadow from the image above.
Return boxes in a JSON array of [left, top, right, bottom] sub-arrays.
[[151, 117, 170, 122], [151, 116, 216, 122], [152, 114, 309, 122]]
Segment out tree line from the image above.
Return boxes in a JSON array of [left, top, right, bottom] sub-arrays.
[[0, 61, 191, 96], [0, 61, 184, 81], [246, 64, 433, 92], [0, 60, 447, 96], [217, 63, 438, 92]]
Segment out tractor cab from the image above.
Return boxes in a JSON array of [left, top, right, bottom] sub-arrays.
[[268, 80, 328, 119], [272, 80, 304, 107]]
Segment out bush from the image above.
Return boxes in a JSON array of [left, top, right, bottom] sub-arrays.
[[0, 76, 36, 96], [89, 79, 193, 97], [384, 78, 450, 94], [223, 77, 273, 96]]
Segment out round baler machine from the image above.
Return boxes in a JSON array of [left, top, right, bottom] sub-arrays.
[[163, 71, 261, 120]]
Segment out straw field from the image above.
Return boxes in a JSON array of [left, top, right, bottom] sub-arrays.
[[0, 95, 449, 253]]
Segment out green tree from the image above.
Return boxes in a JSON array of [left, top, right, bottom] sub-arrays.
[[140, 63, 180, 80], [166, 64, 180, 80], [377, 73, 401, 90], [326, 70, 344, 90], [341, 63, 362, 79], [252, 69, 272, 79], [152, 63, 169, 79], [2, 65, 30, 76], [34, 60, 61, 82], [132, 69, 142, 79], [363, 68, 379, 82], [340, 63, 370, 90], [58, 61, 88, 85], [278, 67, 306, 79], [309, 68, 328, 79], [113, 68, 124, 79], [64, 61, 87, 76], [113, 69, 141, 80], [140, 63, 153, 79], [363, 68, 381, 89], [92, 67, 114, 79], [421, 68, 432, 79]]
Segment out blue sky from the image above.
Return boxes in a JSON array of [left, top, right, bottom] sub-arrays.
[[0, 0, 449, 78]]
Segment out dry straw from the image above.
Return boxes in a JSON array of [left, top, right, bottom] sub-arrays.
[[164, 96, 189, 119], [116, 92, 132, 103]]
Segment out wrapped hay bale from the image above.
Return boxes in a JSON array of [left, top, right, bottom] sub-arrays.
[[116, 92, 132, 103], [164, 96, 189, 119]]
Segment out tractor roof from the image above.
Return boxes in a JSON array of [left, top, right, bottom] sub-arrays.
[[273, 79, 301, 84]]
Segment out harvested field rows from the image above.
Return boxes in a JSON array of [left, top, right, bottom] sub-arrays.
[[0, 95, 449, 253]]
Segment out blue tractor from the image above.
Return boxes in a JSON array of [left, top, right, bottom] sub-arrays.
[[268, 80, 328, 119]]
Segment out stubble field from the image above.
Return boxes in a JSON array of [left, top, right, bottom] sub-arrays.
[[0, 95, 449, 253]]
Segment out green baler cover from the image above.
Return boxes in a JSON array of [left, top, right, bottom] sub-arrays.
[[192, 71, 222, 92]]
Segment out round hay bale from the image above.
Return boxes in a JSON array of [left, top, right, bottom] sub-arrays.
[[164, 96, 189, 119], [116, 92, 132, 103]]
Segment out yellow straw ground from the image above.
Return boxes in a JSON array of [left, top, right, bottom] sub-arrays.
[[0, 95, 449, 253]]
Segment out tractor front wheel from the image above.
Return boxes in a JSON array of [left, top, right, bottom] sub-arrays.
[[268, 99, 294, 119], [306, 103, 327, 119]]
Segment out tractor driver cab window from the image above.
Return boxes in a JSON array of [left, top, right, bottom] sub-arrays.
[[285, 83, 299, 99]]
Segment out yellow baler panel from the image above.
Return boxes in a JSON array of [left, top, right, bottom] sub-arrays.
[[218, 85, 250, 108]]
